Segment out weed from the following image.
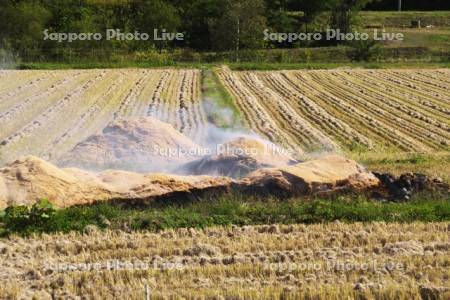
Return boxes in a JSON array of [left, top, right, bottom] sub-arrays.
[[1, 193, 449, 237]]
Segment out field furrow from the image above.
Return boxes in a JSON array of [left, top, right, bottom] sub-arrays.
[[279, 72, 395, 150], [354, 71, 450, 121], [241, 72, 337, 151], [316, 72, 449, 150], [112, 70, 151, 119], [129, 71, 165, 117], [297, 73, 422, 151], [0, 72, 88, 136], [146, 70, 172, 118], [217, 69, 301, 152], [0, 69, 204, 165], [189, 70, 208, 143], [177, 69, 202, 138], [0, 68, 447, 165], [149, 71, 178, 124], [47, 72, 128, 158], [307, 72, 435, 152], [337, 72, 450, 139], [0, 71, 110, 162], [0, 71, 61, 108], [385, 72, 450, 98], [218, 68, 450, 153], [380, 70, 450, 104], [174, 70, 187, 132], [0, 71, 46, 96], [344, 72, 450, 138], [260, 72, 373, 149]]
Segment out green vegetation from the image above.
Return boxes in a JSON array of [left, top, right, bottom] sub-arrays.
[[1, 199, 57, 236], [12, 52, 450, 71], [2, 0, 449, 65], [228, 61, 450, 70], [379, 28, 450, 51], [359, 11, 450, 28], [1, 193, 449, 237], [346, 39, 381, 61], [16, 61, 210, 70], [350, 152, 450, 183], [201, 68, 244, 128], [309, 11, 450, 30]]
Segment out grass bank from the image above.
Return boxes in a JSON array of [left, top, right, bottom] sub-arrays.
[[228, 60, 450, 70], [15, 61, 211, 70], [11, 46, 450, 71], [12, 60, 450, 71], [1, 193, 449, 237]]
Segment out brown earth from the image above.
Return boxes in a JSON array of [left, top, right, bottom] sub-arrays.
[[58, 117, 202, 172], [0, 155, 379, 209]]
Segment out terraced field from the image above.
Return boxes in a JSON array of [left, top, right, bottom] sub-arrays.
[[217, 68, 450, 154], [0, 69, 204, 165]]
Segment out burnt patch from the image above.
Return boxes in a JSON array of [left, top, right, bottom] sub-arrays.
[[373, 172, 449, 202]]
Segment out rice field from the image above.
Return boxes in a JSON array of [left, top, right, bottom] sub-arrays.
[[217, 68, 450, 154], [0, 69, 204, 164], [0, 68, 449, 166], [0, 68, 449, 299], [1, 222, 449, 299]]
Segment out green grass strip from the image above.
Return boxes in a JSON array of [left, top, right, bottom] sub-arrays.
[[1, 193, 449, 237]]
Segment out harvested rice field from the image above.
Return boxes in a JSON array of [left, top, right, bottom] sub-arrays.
[[0, 69, 204, 164], [0, 68, 449, 300], [217, 68, 450, 154], [1, 222, 449, 299], [1, 68, 449, 166]]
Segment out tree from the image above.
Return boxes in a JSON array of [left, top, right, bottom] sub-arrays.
[[131, 0, 181, 51], [179, 0, 222, 50], [209, 0, 267, 53], [266, 0, 298, 40], [329, 0, 373, 33], [365, 0, 450, 10], [290, 0, 335, 32], [0, 1, 51, 59]]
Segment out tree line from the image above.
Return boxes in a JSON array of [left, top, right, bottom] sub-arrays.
[[366, 0, 450, 11], [0, 0, 446, 61]]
